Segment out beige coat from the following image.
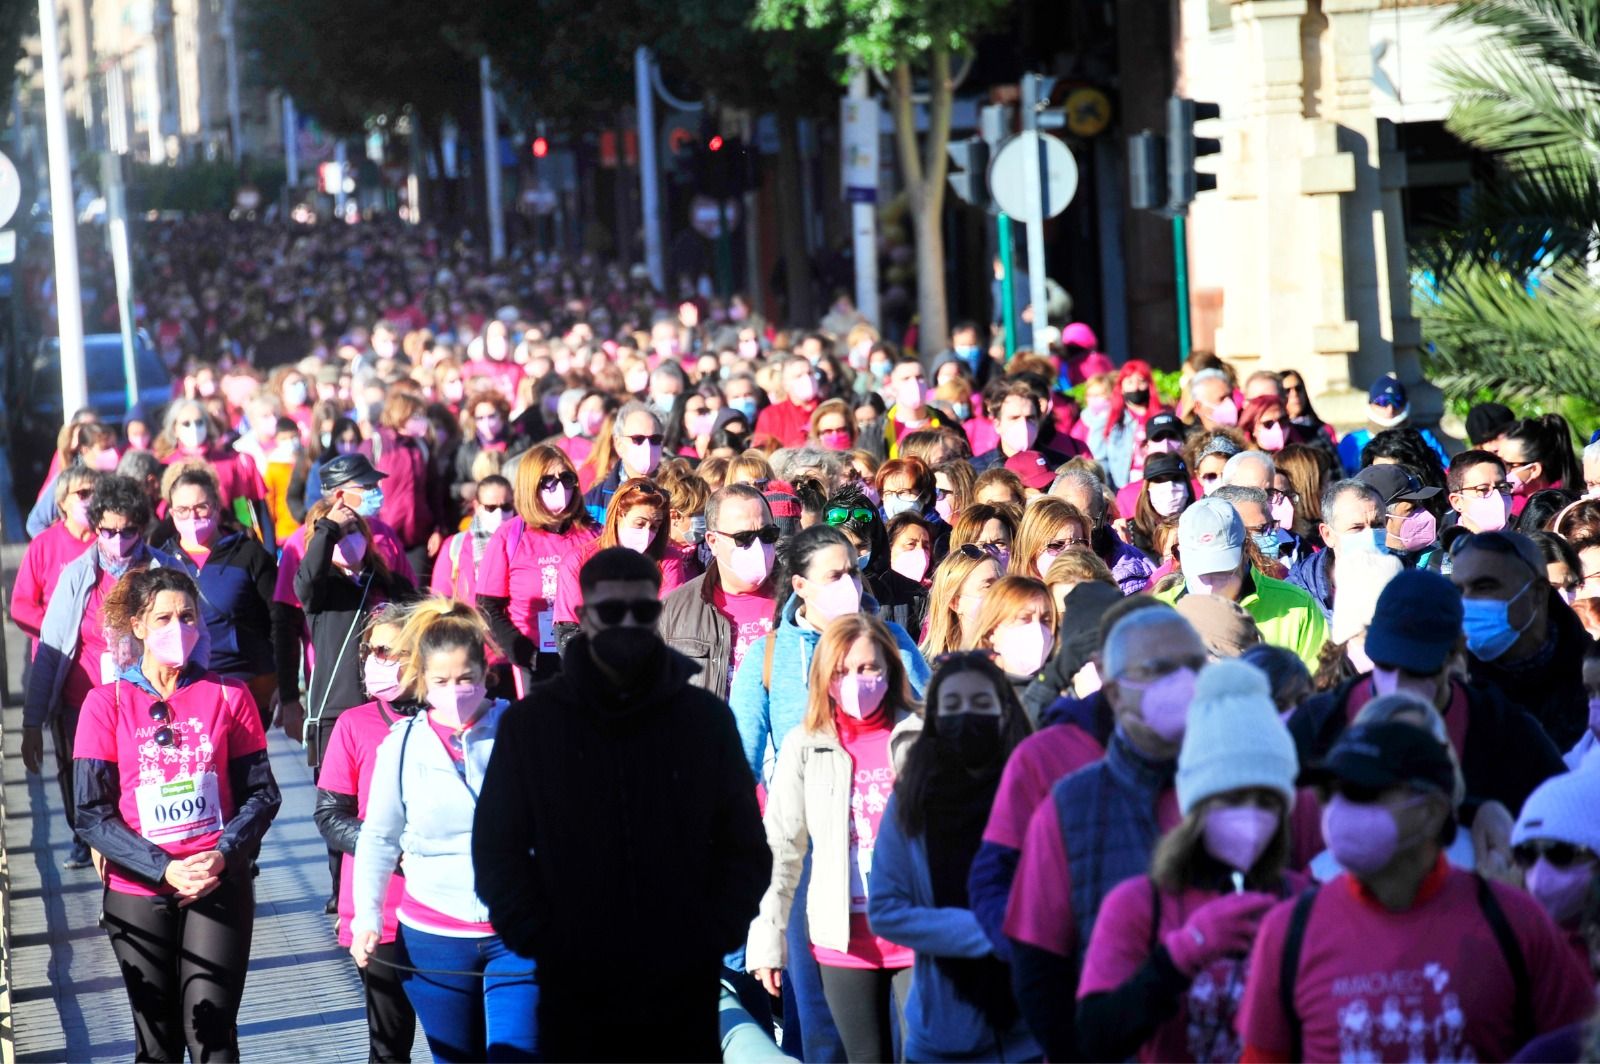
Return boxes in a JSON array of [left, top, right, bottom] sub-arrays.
[[746, 712, 923, 969]]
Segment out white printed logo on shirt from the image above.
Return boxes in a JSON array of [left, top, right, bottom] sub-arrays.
[[1332, 966, 1473, 1063]]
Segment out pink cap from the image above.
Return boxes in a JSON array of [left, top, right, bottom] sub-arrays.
[[1060, 322, 1099, 350]]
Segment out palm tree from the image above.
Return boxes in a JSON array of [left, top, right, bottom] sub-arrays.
[[1422, 0, 1600, 405]]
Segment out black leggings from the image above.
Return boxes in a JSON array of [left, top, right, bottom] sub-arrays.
[[102, 874, 255, 1062], [51, 705, 81, 832], [818, 964, 912, 1064], [362, 940, 417, 1063]]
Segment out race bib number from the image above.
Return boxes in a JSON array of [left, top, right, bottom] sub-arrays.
[[537, 609, 557, 654], [135, 773, 223, 845]]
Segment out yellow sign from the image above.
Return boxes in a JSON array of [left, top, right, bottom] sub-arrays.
[[1065, 88, 1112, 138]]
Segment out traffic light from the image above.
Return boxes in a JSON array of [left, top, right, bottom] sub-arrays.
[[531, 136, 549, 159], [1166, 96, 1221, 212], [1127, 131, 1166, 212], [946, 137, 990, 211], [708, 135, 724, 152]]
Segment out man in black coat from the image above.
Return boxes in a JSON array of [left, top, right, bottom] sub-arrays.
[[472, 547, 771, 1062]]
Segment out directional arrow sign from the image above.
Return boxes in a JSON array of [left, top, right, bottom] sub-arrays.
[[987, 131, 1078, 221]]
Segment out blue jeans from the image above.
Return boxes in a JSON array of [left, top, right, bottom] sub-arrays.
[[785, 855, 844, 1063], [396, 925, 539, 1062]]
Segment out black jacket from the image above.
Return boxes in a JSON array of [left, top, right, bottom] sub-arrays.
[[1468, 588, 1594, 751], [295, 518, 416, 736], [471, 633, 771, 982], [157, 528, 277, 678], [1288, 674, 1565, 817]]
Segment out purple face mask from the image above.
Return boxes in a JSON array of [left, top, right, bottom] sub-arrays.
[[1525, 856, 1595, 924], [1203, 805, 1281, 873], [1122, 666, 1197, 742], [1321, 793, 1429, 876]]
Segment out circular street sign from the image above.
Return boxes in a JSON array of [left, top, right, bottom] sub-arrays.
[[988, 132, 1078, 221], [1065, 88, 1112, 138]]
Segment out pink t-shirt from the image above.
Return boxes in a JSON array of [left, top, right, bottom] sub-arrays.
[[1003, 785, 1182, 960], [476, 519, 598, 652], [813, 714, 914, 971], [1080, 875, 1307, 1064], [460, 358, 524, 400], [164, 444, 265, 504], [553, 541, 688, 624], [1239, 862, 1594, 1062], [317, 700, 408, 946], [73, 674, 267, 896], [11, 519, 93, 639], [712, 585, 776, 691], [62, 571, 117, 711], [981, 722, 1106, 851]]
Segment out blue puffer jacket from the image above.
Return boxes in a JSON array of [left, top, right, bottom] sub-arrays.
[[727, 592, 931, 780]]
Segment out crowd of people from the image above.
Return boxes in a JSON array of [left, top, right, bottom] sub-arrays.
[[10, 215, 1600, 1063]]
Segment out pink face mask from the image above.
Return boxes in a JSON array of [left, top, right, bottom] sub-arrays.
[[425, 681, 487, 730], [1322, 794, 1425, 876], [1123, 666, 1196, 742], [890, 547, 929, 583], [1270, 494, 1296, 531], [623, 439, 662, 476], [895, 378, 926, 412], [992, 621, 1050, 677], [819, 429, 852, 451], [1148, 480, 1188, 518], [175, 512, 217, 545], [727, 540, 775, 587], [579, 409, 606, 436], [619, 524, 655, 553], [935, 495, 956, 524], [145, 619, 201, 668], [810, 573, 862, 622], [1206, 398, 1239, 427], [1255, 423, 1287, 452], [1461, 492, 1509, 533], [688, 413, 716, 439], [91, 448, 120, 471], [830, 673, 888, 720], [363, 656, 405, 702], [66, 495, 91, 529], [1394, 510, 1437, 552], [1203, 805, 1281, 872], [787, 373, 817, 403], [999, 417, 1038, 455]]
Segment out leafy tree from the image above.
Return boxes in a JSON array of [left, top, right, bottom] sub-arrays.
[[754, 0, 1005, 354], [1422, 0, 1600, 404]]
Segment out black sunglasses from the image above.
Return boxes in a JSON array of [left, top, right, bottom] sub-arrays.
[[624, 434, 664, 447], [953, 543, 988, 561], [718, 524, 780, 549], [1512, 840, 1595, 870], [149, 700, 175, 747], [478, 502, 513, 513], [99, 526, 140, 540], [538, 472, 579, 492], [826, 507, 876, 526], [584, 599, 664, 625]]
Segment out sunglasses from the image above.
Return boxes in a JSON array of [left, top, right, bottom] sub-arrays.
[[361, 642, 400, 663], [954, 543, 989, 561], [478, 502, 513, 513], [584, 598, 664, 625], [1044, 538, 1086, 553], [826, 507, 876, 526], [1512, 840, 1595, 870], [717, 524, 780, 549], [539, 472, 579, 493], [99, 526, 140, 540], [149, 700, 175, 747], [624, 434, 664, 447]]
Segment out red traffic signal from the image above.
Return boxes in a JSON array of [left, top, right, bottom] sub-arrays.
[[532, 137, 549, 159], [708, 135, 724, 152]]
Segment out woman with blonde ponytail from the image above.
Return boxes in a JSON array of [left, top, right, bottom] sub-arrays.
[[349, 597, 538, 1062]]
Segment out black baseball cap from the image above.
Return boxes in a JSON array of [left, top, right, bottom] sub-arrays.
[[1354, 464, 1439, 504], [1306, 721, 1457, 796], [1143, 452, 1189, 482], [1147, 413, 1186, 443], [321, 453, 387, 492], [1465, 402, 1515, 447]]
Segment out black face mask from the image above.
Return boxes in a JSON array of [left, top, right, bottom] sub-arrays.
[[939, 715, 1002, 773], [587, 627, 664, 688], [1123, 388, 1150, 407]]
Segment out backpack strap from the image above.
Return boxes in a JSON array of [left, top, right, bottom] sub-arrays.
[[1279, 885, 1320, 1063], [1474, 874, 1533, 1049]]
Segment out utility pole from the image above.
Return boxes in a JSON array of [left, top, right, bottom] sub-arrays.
[[634, 47, 664, 293], [102, 153, 138, 407], [1019, 74, 1053, 339], [39, 0, 87, 417], [283, 95, 299, 188], [480, 55, 505, 262]]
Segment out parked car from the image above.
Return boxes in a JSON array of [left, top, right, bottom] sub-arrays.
[[13, 331, 171, 493]]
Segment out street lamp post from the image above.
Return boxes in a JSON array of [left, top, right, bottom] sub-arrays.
[[38, 0, 87, 418]]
